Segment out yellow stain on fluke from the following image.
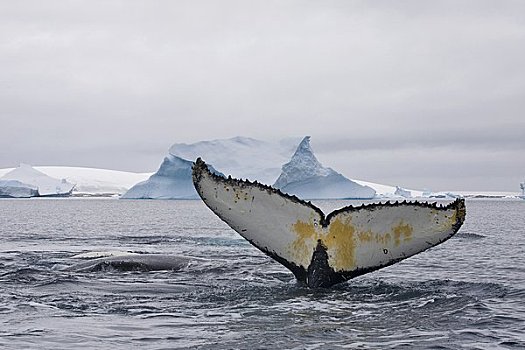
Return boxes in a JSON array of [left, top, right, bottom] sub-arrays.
[[323, 218, 357, 271], [392, 221, 413, 247], [290, 221, 318, 268], [290, 216, 416, 272]]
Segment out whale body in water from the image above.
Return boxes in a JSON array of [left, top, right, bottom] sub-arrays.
[[66, 253, 192, 272], [192, 158, 466, 288]]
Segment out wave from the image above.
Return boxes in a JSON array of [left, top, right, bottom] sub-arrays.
[[455, 232, 486, 239]]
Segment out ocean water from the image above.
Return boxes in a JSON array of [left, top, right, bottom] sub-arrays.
[[0, 198, 523, 349]]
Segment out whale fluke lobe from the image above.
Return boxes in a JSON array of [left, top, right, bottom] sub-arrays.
[[192, 158, 466, 288]]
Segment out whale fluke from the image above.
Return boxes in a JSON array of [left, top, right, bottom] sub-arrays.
[[192, 158, 466, 288]]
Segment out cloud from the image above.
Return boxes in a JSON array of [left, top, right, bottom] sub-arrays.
[[0, 1, 524, 190]]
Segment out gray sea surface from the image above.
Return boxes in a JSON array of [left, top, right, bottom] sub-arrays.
[[0, 198, 523, 349]]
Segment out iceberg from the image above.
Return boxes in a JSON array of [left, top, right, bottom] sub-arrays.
[[394, 186, 412, 198], [123, 135, 463, 201], [170, 136, 300, 184], [273, 136, 376, 199], [1, 164, 75, 197], [123, 137, 299, 199], [122, 155, 201, 199], [0, 179, 39, 198]]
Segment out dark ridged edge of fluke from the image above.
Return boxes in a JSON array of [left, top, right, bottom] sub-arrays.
[[325, 197, 466, 226], [192, 157, 326, 219], [193, 157, 466, 228]]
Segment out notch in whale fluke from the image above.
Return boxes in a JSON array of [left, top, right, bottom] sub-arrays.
[[192, 158, 466, 288]]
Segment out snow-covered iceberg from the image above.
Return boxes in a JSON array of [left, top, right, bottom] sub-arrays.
[[1, 164, 75, 197], [123, 137, 299, 199], [170, 136, 300, 184], [0, 179, 39, 198], [273, 136, 376, 199], [394, 186, 412, 198], [122, 155, 201, 199]]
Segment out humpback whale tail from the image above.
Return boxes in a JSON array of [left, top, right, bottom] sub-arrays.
[[192, 158, 466, 288]]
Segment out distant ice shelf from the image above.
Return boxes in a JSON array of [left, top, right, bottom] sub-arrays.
[[1, 164, 75, 197], [39, 166, 151, 195], [0, 166, 151, 197]]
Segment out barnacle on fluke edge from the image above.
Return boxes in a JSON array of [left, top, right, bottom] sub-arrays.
[[192, 158, 466, 288]]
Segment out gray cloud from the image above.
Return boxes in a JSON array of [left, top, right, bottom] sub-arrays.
[[0, 1, 524, 191]]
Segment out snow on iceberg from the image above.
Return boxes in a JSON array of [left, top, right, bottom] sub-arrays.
[[0, 179, 39, 198], [273, 136, 376, 199], [1, 164, 75, 197], [170, 136, 299, 185], [123, 137, 299, 200]]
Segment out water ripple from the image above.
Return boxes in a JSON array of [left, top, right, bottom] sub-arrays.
[[0, 199, 523, 349]]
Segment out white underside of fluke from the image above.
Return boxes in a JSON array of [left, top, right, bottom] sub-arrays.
[[192, 158, 466, 287]]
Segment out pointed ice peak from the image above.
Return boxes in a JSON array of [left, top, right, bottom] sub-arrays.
[[273, 136, 376, 199], [296, 135, 312, 152], [274, 136, 334, 189], [286, 136, 327, 174], [293, 136, 315, 159]]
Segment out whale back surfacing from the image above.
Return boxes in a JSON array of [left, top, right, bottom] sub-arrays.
[[66, 254, 191, 273]]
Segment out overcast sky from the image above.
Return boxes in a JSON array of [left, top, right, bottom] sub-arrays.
[[1, 1, 524, 191]]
